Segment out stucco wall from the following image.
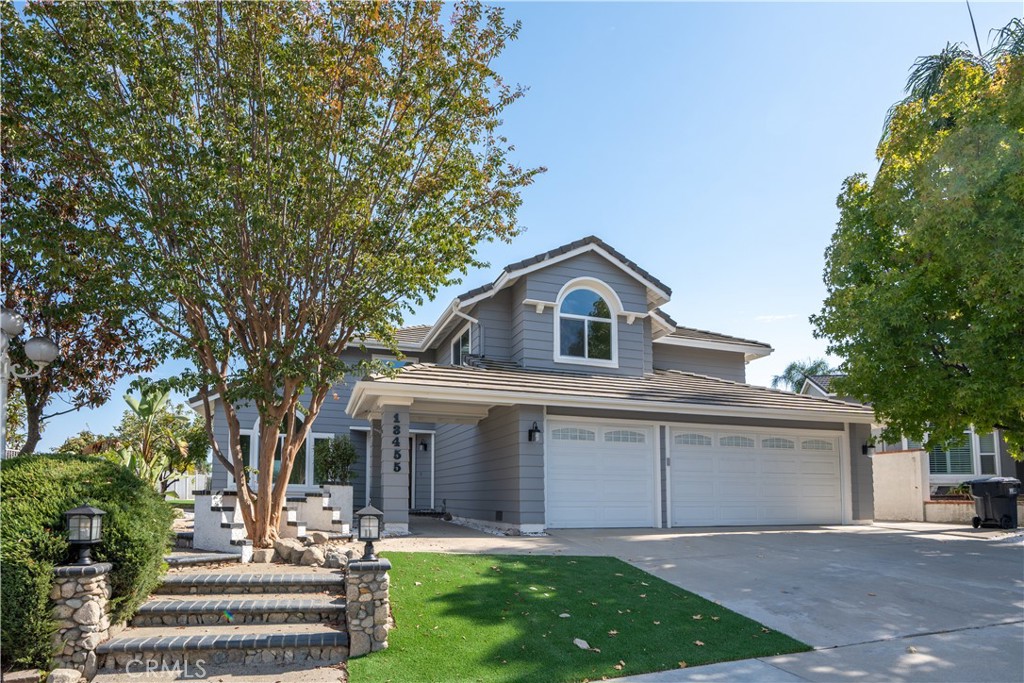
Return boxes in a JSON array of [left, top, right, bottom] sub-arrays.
[[871, 449, 929, 522]]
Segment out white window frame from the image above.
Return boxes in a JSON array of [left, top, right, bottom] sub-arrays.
[[450, 324, 471, 366], [553, 277, 621, 368], [924, 428, 1002, 482]]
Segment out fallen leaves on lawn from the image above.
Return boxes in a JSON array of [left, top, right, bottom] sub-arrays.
[[653, 620, 661, 625], [414, 581, 422, 586], [761, 627, 771, 634], [679, 661, 688, 668], [613, 661, 626, 671], [607, 630, 618, 637], [692, 614, 703, 620], [711, 616, 720, 621], [694, 640, 705, 647], [639, 594, 647, 598], [614, 573, 624, 577], [559, 613, 571, 618]]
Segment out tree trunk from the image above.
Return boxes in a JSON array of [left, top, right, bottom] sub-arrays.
[[17, 395, 44, 456]]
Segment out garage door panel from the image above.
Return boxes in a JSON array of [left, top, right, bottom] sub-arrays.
[[547, 422, 657, 529], [670, 428, 842, 526]]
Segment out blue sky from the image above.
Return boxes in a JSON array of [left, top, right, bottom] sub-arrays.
[[34, 1, 1021, 451]]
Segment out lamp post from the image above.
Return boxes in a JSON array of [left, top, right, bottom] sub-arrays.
[[0, 307, 59, 457], [355, 503, 384, 561], [64, 504, 106, 565]]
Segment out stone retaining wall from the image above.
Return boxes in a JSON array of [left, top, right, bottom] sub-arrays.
[[50, 562, 115, 679]]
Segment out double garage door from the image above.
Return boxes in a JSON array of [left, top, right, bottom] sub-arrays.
[[545, 420, 843, 528]]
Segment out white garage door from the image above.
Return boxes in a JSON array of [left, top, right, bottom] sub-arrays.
[[669, 427, 842, 526], [546, 421, 658, 528]]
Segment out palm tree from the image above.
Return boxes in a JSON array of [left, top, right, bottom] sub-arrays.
[[771, 358, 837, 393], [883, 16, 1023, 136]]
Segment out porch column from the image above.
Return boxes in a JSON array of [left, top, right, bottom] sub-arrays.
[[379, 401, 412, 533], [368, 418, 383, 508]]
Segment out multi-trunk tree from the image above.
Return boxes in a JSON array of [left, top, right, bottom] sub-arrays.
[[4, 1, 541, 546]]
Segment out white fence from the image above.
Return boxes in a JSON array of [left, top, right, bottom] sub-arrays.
[[165, 473, 208, 500]]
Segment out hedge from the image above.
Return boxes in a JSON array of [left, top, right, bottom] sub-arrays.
[[0, 454, 174, 669]]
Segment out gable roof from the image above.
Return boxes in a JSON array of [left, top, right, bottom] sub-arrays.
[[802, 374, 844, 396], [347, 361, 874, 423], [456, 235, 672, 303], [655, 325, 773, 361]]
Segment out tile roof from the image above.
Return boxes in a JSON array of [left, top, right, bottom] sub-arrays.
[[457, 235, 672, 301], [664, 326, 772, 349], [806, 374, 845, 393], [360, 324, 432, 349], [359, 361, 873, 420]]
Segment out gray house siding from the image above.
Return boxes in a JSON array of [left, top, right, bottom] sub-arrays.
[[652, 345, 747, 383], [468, 288, 513, 361], [432, 405, 544, 526], [512, 251, 651, 376], [848, 422, 874, 520]]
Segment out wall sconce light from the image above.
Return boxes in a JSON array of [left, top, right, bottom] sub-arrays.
[[527, 421, 543, 444], [862, 442, 875, 456], [419, 441, 429, 452]]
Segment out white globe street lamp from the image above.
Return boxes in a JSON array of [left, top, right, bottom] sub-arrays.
[[1, 307, 59, 457]]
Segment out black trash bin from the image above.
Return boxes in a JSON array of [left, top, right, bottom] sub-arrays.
[[967, 477, 1020, 529]]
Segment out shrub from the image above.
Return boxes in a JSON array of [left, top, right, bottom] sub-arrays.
[[313, 435, 358, 485], [0, 454, 174, 669]]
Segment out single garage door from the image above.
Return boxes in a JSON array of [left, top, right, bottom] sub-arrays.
[[547, 421, 657, 528], [669, 427, 842, 526]]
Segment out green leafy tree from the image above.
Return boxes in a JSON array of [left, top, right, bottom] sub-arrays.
[[4, 2, 541, 546], [4, 384, 27, 453], [770, 358, 837, 394], [812, 21, 1024, 457]]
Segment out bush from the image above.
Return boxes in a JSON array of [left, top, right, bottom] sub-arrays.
[[313, 435, 358, 485], [0, 454, 174, 669]]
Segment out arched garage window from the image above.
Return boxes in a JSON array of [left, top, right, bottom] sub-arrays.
[[557, 286, 616, 364]]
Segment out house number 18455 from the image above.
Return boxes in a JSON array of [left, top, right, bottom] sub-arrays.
[[392, 412, 403, 472]]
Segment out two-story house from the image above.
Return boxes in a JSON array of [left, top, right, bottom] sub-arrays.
[[194, 236, 876, 549]]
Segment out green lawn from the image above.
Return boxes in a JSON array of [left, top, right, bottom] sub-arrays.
[[346, 552, 809, 683]]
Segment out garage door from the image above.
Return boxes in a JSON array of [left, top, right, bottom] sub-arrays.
[[669, 428, 842, 526], [546, 421, 657, 528]]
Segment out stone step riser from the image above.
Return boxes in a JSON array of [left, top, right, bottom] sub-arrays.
[[154, 584, 340, 595], [131, 610, 342, 627], [99, 645, 348, 670]]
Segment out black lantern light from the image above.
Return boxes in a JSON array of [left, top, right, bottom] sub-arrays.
[[355, 502, 384, 561], [64, 504, 106, 565], [527, 421, 543, 444]]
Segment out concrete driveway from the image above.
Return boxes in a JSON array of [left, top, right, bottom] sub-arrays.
[[390, 519, 1024, 682]]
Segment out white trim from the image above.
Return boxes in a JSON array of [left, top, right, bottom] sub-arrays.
[[409, 434, 416, 510], [522, 298, 556, 314], [841, 423, 853, 524], [188, 393, 222, 411], [553, 277, 621, 369], [348, 381, 876, 425], [430, 432, 435, 509], [653, 335, 773, 361], [662, 423, 672, 529], [542, 406, 548, 530], [654, 425, 663, 529]]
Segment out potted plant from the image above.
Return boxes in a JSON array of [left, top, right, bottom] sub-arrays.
[[314, 435, 358, 531]]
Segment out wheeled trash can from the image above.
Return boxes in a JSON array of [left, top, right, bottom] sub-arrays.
[[967, 477, 1020, 529]]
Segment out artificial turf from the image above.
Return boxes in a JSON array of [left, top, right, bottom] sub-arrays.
[[346, 552, 810, 682]]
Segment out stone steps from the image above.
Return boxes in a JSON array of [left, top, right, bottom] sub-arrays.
[[155, 572, 345, 595], [132, 595, 345, 626], [96, 623, 348, 669], [164, 551, 242, 568]]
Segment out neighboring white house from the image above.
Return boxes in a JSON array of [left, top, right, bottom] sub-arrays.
[[801, 374, 1017, 489]]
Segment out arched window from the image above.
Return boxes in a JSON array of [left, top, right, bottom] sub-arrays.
[[557, 288, 614, 362]]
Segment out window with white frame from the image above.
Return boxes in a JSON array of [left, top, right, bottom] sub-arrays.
[[917, 428, 1000, 477], [557, 288, 613, 362], [451, 327, 470, 366]]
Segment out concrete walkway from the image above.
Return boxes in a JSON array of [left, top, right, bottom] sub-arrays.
[[387, 518, 1024, 682]]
